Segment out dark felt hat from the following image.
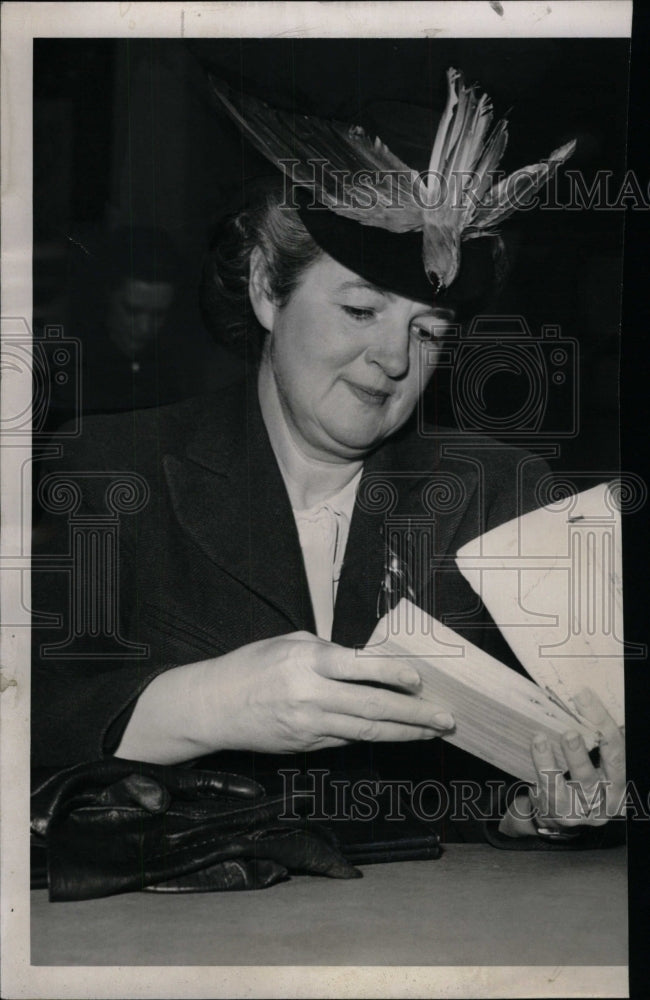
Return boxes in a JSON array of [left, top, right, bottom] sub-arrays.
[[293, 98, 506, 313]]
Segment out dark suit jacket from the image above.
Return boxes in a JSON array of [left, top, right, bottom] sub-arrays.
[[32, 380, 550, 790]]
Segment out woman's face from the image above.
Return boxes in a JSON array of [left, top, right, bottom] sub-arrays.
[[256, 253, 453, 461]]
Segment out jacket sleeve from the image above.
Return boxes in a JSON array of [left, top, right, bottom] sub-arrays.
[[31, 422, 176, 769], [483, 445, 552, 530]]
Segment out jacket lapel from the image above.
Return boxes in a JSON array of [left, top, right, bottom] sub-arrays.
[[332, 429, 481, 648], [163, 382, 481, 646], [163, 383, 316, 633]]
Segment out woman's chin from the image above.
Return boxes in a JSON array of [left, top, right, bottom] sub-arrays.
[[323, 420, 391, 457]]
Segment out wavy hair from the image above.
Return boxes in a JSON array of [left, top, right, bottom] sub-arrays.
[[200, 180, 322, 361]]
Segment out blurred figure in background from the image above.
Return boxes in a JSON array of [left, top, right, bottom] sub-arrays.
[[54, 225, 243, 422], [103, 227, 177, 367]]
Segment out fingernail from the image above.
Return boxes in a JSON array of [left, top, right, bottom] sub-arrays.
[[432, 711, 454, 730], [575, 688, 593, 707], [399, 669, 421, 688], [565, 731, 581, 750], [533, 736, 548, 752]]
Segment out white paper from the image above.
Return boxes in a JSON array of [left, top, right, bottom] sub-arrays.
[[456, 483, 625, 727]]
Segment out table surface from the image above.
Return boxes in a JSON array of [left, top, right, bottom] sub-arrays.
[[31, 844, 627, 967]]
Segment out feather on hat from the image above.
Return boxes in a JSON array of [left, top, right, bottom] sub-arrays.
[[210, 69, 575, 295]]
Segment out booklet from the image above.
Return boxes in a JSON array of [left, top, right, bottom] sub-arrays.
[[365, 599, 600, 784], [363, 484, 624, 783]]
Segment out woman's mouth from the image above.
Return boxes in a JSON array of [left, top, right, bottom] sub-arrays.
[[343, 379, 391, 407]]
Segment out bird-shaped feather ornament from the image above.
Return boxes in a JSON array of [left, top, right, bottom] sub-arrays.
[[210, 70, 576, 293]]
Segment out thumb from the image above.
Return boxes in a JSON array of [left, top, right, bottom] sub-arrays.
[[98, 773, 171, 813]]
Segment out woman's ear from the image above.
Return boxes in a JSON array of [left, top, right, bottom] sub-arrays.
[[248, 247, 276, 332]]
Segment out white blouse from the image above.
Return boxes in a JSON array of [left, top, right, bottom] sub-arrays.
[[292, 470, 362, 640]]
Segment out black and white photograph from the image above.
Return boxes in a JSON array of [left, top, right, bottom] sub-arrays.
[[1, 2, 646, 997]]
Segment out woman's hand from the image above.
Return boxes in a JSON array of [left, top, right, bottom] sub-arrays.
[[499, 687, 625, 839], [116, 631, 454, 764], [528, 687, 625, 832]]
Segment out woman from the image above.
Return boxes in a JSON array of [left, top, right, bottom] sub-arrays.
[[32, 75, 624, 847]]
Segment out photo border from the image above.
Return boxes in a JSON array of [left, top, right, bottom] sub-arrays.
[[1, 3, 636, 997]]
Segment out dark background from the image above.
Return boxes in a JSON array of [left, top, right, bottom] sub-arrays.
[[34, 36, 629, 471]]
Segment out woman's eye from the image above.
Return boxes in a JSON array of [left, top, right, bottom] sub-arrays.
[[410, 319, 450, 342], [342, 305, 376, 321], [410, 324, 438, 342]]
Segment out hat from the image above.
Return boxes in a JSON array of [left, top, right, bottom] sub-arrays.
[[210, 69, 575, 306]]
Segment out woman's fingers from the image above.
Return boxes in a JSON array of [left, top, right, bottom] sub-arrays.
[[530, 733, 560, 780], [598, 734, 626, 792], [309, 644, 454, 731], [560, 730, 611, 824], [560, 730, 598, 785], [321, 713, 446, 745], [320, 680, 454, 733], [526, 690, 626, 830], [573, 687, 626, 783], [256, 636, 454, 751], [531, 729, 616, 827], [573, 687, 619, 733], [314, 645, 423, 692], [530, 733, 578, 823]]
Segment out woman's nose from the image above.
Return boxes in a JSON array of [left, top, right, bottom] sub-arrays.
[[365, 324, 411, 379]]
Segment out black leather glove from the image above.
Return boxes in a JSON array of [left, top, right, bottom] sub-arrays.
[[31, 758, 361, 901]]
